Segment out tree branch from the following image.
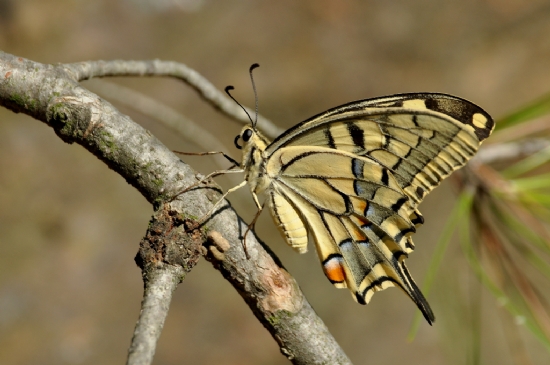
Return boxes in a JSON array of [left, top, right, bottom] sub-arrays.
[[204, 231, 352, 364], [0, 51, 352, 365], [127, 264, 185, 365]]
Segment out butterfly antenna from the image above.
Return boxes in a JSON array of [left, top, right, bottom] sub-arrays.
[[225, 85, 254, 126], [249, 63, 260, 128]]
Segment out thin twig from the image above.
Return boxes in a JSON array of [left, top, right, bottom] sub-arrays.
[[474, 138, 550, 165], [62, 59, 285, 139]]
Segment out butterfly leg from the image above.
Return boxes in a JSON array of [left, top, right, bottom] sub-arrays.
[[170, 167, 244, 202], [171, 149, 242, 200], [173, 150, 240, 166], [187, 180, 248, 231], [242, 194, 264, 259]]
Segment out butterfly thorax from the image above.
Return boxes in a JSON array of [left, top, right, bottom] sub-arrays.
[[238, 126, 272, 195]]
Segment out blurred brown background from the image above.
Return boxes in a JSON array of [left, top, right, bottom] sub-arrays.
[[1, 0, 550, 364]]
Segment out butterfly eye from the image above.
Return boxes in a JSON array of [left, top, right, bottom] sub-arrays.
[[234, 135, 242, 150], [242, 128, 253, 142]]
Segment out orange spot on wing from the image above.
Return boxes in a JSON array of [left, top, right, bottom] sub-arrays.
[[323, 258, 346, 283]]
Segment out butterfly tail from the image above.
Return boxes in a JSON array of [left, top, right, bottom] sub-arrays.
[[345, 244, 435, 325], [397, 261, 435, 325], [336, 217, 435, 324]]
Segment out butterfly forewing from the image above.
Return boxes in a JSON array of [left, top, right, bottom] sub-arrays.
[[266, 94, 493, 205], [240, 92, 494, 325]]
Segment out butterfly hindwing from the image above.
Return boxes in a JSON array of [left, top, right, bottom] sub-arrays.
[[263, 145, 437, 321]]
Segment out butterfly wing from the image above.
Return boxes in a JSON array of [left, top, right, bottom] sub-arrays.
[[266, 93, 494, 206], [265, 146, 434, 323], [263, 94, 494, 323]]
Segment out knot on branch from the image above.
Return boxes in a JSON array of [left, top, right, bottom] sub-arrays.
[[46, 95, 98, 143], [204, 231, 231, 261], [135, 203, 203, 274], [260, 264, 304, 315]]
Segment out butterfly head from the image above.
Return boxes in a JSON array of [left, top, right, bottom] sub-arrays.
[[234, 125, 270, 171], [227, 64, 271, 180]]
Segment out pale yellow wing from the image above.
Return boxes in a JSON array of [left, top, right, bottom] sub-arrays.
[[266, 94, 494, 207], [260, 93, 494, 324], [266, 146, 435, 323]]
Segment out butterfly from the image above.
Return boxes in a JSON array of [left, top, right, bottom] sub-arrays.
[[208, 65, 494, 325]]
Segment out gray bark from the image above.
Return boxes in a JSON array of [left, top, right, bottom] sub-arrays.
[[0, 51, 352, 365]]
